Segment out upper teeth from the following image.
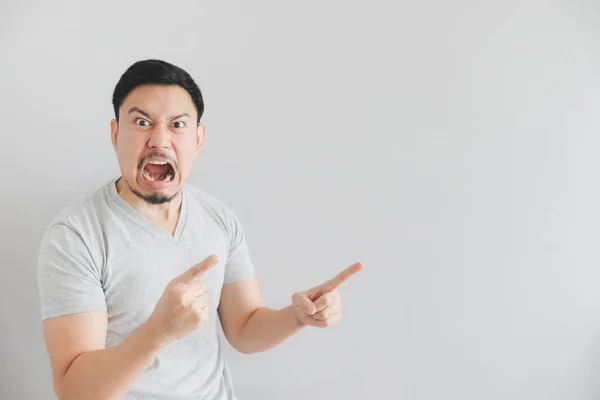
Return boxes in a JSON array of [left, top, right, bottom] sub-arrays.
[[149, 160, 168, 165]]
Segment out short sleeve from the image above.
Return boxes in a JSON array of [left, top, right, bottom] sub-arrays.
[[36, 223, 107, 320], [223, 209, 255, 284]]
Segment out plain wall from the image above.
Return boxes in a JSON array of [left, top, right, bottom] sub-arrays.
[[2, 0, 600, 399]]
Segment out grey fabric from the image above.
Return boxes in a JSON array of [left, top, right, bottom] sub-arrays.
[[37, 178, 255, 399]]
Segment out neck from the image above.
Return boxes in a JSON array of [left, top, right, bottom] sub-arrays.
[[115, 177, 183, 234]]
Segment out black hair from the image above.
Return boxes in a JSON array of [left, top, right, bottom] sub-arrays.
[[112, 59, 204, 123]]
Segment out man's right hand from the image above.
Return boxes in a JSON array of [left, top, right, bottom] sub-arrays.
[[148, 254, 219, 344]]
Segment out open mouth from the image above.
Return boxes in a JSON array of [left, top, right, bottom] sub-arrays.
[[141, 160, 176, 183]]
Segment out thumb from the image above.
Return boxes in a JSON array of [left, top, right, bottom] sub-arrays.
[[292, 291, 316, 316]]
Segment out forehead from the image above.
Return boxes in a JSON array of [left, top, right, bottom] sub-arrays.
[[121, 84, 196, 118]]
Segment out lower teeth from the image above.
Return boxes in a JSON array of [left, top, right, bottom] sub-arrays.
[[142, 170, 154, 181], [142, 170, 174, 182]]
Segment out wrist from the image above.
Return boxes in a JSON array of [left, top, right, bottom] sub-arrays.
[[141, 317, 171, 350], [288, 305, 307, 328]]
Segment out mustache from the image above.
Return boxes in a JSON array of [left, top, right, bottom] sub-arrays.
[[137, 151, 179, 172]]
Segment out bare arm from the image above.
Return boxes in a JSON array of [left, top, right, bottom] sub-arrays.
[[43, 310, 167, 400], [43, 255, 219, 400], [218, 262, 364, 355], [218, 276, 304, 354]]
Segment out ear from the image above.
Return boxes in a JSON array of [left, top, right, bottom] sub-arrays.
[[110, 119, 119, 150], [195, 123, 206, 155]]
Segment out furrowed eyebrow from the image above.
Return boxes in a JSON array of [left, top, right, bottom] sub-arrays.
[[169, 112, 191, 120], [128, 107, 190, 121], [128, 107, 153, 119]]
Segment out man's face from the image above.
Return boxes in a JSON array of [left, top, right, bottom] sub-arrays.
[[110, 84, 205, 204]]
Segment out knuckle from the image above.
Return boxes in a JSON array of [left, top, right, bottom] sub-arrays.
[[193, 307, 204, 321], [197, 310, 209, 325], [167, 282, 178, 293], [169, 282, 184, 294], [171, 291, 185, 304]]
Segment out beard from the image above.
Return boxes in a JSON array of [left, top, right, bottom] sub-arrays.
[[133, 189, 178, 205], [125, 180, 179, 205]]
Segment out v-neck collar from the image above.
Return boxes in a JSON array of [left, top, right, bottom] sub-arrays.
[[107, 178, 188, 242]]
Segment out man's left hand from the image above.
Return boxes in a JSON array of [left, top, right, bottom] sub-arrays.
[[291, 261, 364, 328]]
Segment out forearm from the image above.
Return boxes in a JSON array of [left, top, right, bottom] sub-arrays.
[[57, 320, 167, 400], [235, 305, 305, 354]]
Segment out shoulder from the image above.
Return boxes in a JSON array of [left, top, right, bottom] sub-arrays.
[[38, 180, 117, 277], [37, 182, 116, 280], [45, 180, 114, 234], [39, 180, 115, 263]]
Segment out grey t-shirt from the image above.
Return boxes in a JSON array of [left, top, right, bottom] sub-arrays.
[[37, 178, 255, 399]]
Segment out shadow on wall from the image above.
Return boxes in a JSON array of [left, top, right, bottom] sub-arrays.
[[0, 190, 72, 399]]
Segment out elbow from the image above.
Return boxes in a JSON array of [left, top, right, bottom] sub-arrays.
[[55, 387, 104, 400], [53, 369, 82, 400], [236, 346, 262, 355], [226, 332, 264, 355], [53, 383, 78, 400], [53, 378, 101, 400], [53, 376, 70, 400], [235, 344, 260, 355], [229, 337, 271, 355], [225, 311, 263, 355], [227, 336, 256, 355], [54, 387, 76, 400], [236, 347, 253, 355]]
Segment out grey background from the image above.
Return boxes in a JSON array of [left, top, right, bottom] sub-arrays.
[[2, 0, 600, 399]]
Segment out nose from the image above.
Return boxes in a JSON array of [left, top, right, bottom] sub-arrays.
[[147, 123, 171, 149]]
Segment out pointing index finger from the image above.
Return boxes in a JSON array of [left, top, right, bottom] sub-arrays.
[[181, 255, 219, 283], [310, 261, 364, 300]]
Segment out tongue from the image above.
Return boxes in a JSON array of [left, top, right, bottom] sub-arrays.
[[144, 164, 171, 180]]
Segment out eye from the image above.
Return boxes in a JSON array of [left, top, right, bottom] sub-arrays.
[[135, 118, 150, 126], [135, 118, 150, 127], [171, 121, 186, 129]]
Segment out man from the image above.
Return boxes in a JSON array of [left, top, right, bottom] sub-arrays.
[[36, 59, 363, 400]]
